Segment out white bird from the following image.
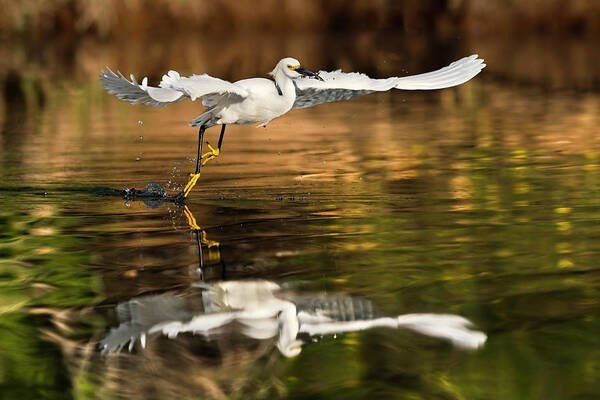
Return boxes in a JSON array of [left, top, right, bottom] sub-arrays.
[[100, 55, 485, 198]]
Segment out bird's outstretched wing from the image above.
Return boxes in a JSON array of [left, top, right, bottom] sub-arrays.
[[99, 69, 248, 108], [293, 54, 485, 110]]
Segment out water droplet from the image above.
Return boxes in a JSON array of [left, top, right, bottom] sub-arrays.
[[135, 157, 141, 161]]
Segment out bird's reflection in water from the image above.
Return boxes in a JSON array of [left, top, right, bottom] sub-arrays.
[[100, 206, 486, 357], [100, 280, 487, 357], [182, 205, 224, 280]]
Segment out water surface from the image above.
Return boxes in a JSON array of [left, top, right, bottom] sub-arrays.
[[1, 34, 600, 399]]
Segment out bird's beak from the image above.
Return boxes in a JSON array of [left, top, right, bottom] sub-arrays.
[[296, 66, 324, 81]]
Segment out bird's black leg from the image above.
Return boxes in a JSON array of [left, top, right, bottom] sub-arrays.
[[196, 230, 204, 280], [217, 124, 226, 151], [182, 125, 206, 197], [201, 124, 226, 166], [195, 125, 206, 174]]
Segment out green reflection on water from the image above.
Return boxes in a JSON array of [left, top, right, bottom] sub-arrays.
[[0, 204, 103, 399]]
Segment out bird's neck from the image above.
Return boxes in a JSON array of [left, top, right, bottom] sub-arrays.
[[272, 69, 296, 99]]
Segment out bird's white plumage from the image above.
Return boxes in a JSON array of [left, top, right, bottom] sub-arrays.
[[296, 71, 398, 90], [145, 86, 183, 103], [100, 54, 485, 127], [159, 70, 249, 102], [394, 54, 485, 89], [294, 54, 484, 91]]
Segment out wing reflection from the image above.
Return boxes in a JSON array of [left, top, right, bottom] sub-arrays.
[[100, 280, 487, 357]]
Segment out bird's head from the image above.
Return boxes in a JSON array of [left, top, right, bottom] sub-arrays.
[[272, 57, 324, 81]]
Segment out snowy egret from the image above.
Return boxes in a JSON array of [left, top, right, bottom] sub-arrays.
[[100, 55, 485, 198]]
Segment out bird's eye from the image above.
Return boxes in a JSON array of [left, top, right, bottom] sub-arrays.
[[287, 64, 292, 69]]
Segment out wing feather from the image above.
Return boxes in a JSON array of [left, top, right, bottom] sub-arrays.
[[293, 55, 485, 110], [394, 54, 485, 89], [160, 71, 248, 105], [99, 68, 185, 107], [99, 68, 248, 108]]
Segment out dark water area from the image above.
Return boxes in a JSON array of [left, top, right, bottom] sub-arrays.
[[1, 32, 600, 399]]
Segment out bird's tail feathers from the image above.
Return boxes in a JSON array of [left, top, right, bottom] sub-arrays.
[[189, 111, 218, 128]]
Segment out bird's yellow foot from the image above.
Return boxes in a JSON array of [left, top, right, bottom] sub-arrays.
[[201, 144, 220, 166], [182, 172, 201, 198]]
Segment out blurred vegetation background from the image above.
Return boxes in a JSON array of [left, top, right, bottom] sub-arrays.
[[1, 0, 599, 96], [2, 0, 600, 39]]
